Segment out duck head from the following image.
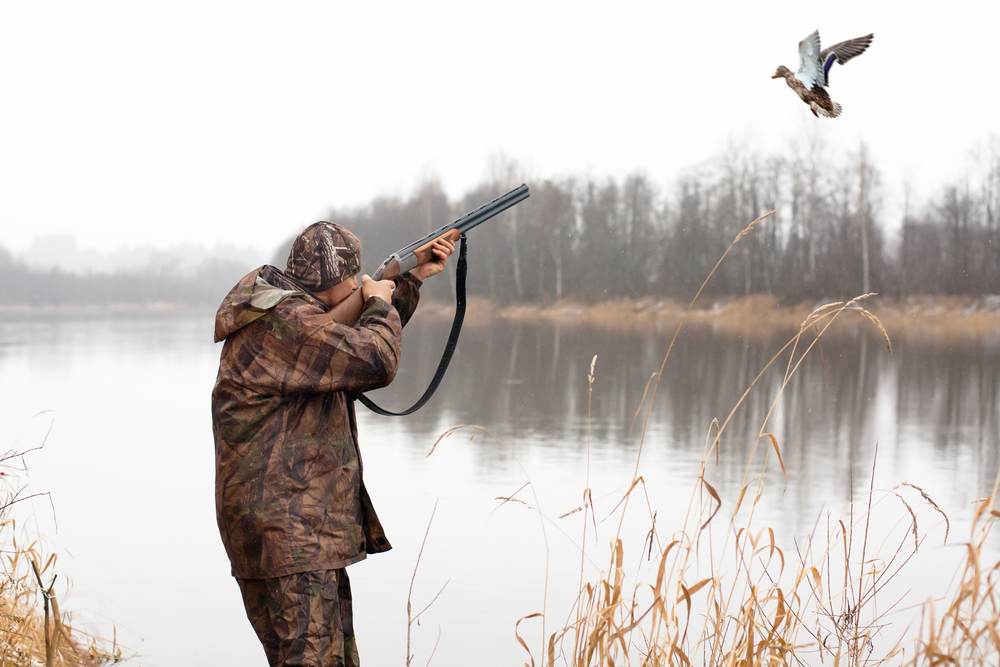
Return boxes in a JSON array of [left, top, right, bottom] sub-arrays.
[[771, 66, 792, 79]]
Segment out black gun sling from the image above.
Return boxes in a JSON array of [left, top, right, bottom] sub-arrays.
[[354, 233, 469, 417]]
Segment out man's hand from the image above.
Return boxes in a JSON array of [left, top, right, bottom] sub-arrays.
[[410, 239, 456, 281], [361, 275, 394, 303]]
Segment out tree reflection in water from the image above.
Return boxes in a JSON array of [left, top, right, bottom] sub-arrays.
[[366, 315, 1000, 530]]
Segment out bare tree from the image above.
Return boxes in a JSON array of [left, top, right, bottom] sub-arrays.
[[619, 172, 660, 296], [785, 125, 829, 291], [977, 137, 1000, 293], [855, 143, 878, 294], [530, 178, 576, 300], [577, 178, 621, 302]]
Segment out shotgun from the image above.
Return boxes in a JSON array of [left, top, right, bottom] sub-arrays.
[[329, 183, 530, 325]]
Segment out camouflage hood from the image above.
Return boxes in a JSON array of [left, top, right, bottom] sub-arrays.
[[214, 266, 312, 344]]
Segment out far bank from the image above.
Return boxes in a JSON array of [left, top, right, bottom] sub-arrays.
[[414, 294, 1000, 345], [2, 294, 997, 346]]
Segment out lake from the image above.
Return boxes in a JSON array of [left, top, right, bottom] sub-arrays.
[[0, 305, 997, 666]]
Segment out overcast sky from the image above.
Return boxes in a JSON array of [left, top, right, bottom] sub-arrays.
[[2, 0, 998, 256]]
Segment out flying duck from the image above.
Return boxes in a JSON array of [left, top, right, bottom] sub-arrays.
[[772, 30, 873, 118]]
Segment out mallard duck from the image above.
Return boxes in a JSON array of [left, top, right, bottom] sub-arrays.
[[772, 30, 873, 118]]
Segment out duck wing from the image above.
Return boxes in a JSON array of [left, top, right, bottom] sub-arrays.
[[796, 30, 824, 89], [819, 34, 874, 84]]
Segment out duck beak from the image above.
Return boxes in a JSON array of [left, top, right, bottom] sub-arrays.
[[771, 73, 781, 79]]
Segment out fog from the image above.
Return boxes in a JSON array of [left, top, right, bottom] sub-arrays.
[[2, 1, 998, 258]]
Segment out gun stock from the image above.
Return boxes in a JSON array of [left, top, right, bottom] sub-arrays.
[[326, 185, 529, 326]]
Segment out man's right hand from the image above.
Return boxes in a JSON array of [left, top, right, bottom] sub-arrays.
[[361, 275, 394, 304]]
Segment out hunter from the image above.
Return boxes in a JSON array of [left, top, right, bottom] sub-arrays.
[[211, 221, 453, 666]]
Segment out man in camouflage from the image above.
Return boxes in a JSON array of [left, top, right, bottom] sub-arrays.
[[212, 221, 453, 666]]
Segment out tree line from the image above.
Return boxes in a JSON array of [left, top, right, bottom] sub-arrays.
[[3, 137, 998, 307], [275, 138, 999, 305]]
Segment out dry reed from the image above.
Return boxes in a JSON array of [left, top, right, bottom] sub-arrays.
[[414, 212, 999, 666], [1, 432, 124, 666], [489, 213, 997, 666], [428, 294, 1000, 346]]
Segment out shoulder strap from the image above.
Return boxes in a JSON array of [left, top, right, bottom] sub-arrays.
[[355, 234, 468, 417]]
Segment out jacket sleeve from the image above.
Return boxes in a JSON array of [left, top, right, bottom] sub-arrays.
[[392, 273, 422, 328], [260, 296, 404, 395]]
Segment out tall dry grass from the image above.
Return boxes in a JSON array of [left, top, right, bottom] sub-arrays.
[[457, 211, 996, 666], [1, 429, 124, 666], [416, 211, 998, 666]]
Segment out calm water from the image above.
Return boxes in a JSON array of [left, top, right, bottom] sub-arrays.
[[0, 307, 997, 666]]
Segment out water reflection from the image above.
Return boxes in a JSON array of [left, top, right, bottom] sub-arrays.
[[0, 308, 997, 666], [894, 336, 1000, 492], [395, 318, 989, 445], [368, 314, 1000, 525]]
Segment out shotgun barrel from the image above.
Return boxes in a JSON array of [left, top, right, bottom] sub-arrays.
[[371, 183, 530, 281]]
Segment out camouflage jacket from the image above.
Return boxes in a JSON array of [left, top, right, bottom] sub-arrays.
[[212, 264, 421, 579]]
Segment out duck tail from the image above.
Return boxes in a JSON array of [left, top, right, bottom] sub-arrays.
[[812, 100, 842, 118]]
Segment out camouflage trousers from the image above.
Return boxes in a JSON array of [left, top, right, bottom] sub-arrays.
[[237, 568, 360, 667]]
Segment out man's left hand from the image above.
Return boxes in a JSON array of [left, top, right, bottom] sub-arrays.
[[410, 239, 456, 281]]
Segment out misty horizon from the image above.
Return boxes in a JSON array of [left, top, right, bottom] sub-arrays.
[[2, 130, 998, 308], [6, 233, 268, 276], [5, 129, 998, 278]]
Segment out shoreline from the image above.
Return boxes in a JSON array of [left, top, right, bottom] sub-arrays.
[[417, 294, 1000, 344], [3, 295, 998, 345]]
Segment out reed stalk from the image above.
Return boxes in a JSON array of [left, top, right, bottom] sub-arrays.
[[1, 428, 124, 666], [505, 213, 994, 666]]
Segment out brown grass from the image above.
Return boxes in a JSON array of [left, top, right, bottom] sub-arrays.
[[524, 216, 998, 665], [1, 433, 125, 666], [424, 212, 1000, 666], [411, 212, 1000, 665], [417, 293, 1000, 345]]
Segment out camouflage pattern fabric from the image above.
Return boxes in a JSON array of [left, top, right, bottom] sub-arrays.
[[238, 568, 359, 667], [286, 222, 363, 292], [212, 264, 421, 579]]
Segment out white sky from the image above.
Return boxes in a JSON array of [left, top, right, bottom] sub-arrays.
[[2, 0, 998, 254]]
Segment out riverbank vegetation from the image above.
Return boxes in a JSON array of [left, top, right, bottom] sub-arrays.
[[519, 388, 1000, 666], [417, 293, 1000, 344], [421, 212, 1000, 666], [518, 300, 1000, 667], [0, 443, 122, 666], [520, 293, 1000, 666]]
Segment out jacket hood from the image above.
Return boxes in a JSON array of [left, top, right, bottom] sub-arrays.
[[214, 265, 311, 343]]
